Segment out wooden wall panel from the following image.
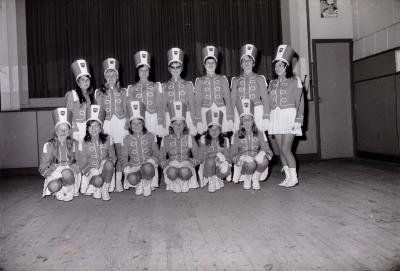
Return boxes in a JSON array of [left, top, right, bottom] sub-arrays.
[[353, 50, 396, 82]]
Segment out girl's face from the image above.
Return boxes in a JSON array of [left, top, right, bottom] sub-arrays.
[[130, 119, 144, 134], [168, 62, 183, 78], [55, 123, 70, 142], [138, 65, 150, 81], [172, 120, 185, 135], [274, 61, 287, 77], [241, 115, 254, 131], [208, 125, 221, 139], [88, 120, 101, 138], [204, 58, 217, 74], [240, 55, 254, 72], [105, 70, 118, 87], [77, 76, 91, 90]]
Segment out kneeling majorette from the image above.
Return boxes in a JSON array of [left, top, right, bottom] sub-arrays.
[[39, 108, 80, 201], [198, 109, 232, 193], [230, 99, 273, 190], [79, 105, 117, 201], [159, 101, 200, 193], [120, 101, 159, 197]]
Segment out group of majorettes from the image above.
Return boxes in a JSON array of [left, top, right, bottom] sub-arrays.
[[39, 44, 304, 201]]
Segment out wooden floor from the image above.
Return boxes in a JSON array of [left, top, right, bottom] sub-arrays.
[[0, 159, 399, 271]]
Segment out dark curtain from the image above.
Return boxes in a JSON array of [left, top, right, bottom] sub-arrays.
[[26, 0, 281, 98]]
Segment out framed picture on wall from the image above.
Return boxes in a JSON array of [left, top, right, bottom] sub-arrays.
[[320, 0, 338, 18]]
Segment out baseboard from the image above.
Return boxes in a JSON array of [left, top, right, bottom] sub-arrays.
[[357, 151, 400, 163], [0, 167, 39, 177]]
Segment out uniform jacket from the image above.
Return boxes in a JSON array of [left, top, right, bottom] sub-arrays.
[[65, 89, 91, 131], [194, 74, 234, 123], [159, 134, 199, 169], [230, 131, 270, 164], [268, 77, 304, 124], [79, 136, 117, 175], [95, 87, 127, 120], [120, 132, 159, 170], [38, 138, 79, 178], [231, 73, 270, 118], [127, 81, 161, 115], [198, 135, 231, 163]]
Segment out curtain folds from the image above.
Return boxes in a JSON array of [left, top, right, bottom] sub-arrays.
[[26, 0, 281, 98]]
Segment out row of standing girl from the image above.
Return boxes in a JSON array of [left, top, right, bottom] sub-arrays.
[[39, 44, 304, 201]]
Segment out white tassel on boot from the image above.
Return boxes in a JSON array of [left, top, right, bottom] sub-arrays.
[[102, 182, 111, 201], [208, 176, 216, 193], [135, 181, 144, 195], [109, 173, 116, 192], [252, 171, 261, 190], [279, 166, 290, 186], [284, 168, 299, 187], [243, 175, 252, 190], [181, 180, 189, 193], [143, 180, 152, 197], [115, 172, 124, 192], [93, 187, 102, 199]]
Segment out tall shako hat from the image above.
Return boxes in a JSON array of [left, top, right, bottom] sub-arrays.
[[202, 45, 218, 63], [102, 58, 120, 76], [167, 48, 184, 66], [206, 109, 224, 127], [126, 101, 146, 121], [240, 44, 257, 62], [236, 99, 255, 118], [168, 101, 187, 122], [134, 51, 151, 69], [86, 105, 106, 126], [52, 107, 73, 128], [273, 44, 295, 65], [71, 59, 91, 83]]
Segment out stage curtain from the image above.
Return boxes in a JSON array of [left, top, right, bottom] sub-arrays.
[[26, 0, 281, 98]]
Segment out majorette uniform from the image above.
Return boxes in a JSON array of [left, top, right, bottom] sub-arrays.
[[198, 109, 232, 192], [39, 108, 80, 201], [194, 45, 234, 134], [126, 51, 163, 136], [229, 99, 271, 189], [66, 59, 92, 142], [159, 101, 200, 193], [268, 45, 304, 136], [120, 101, 159, 197], [79, 105, 117, 200], [158, 48, 197, 136], [231, 44, 270, 132]]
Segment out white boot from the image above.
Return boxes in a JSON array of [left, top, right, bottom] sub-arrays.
[[109, 174, 115, 192], [143, 180, 151, 197], [93, 187, 102, 199], [243, 175, 251, 190], [102, 182, 111, 201], [115, 172, 124, 192], [135, 181, 144, 195], [252, 171, 261, 190], [181, 180, 189, 193], [208, 176, 216, 193], [285, 168, 299, 187], [279, 166, 290, 186]]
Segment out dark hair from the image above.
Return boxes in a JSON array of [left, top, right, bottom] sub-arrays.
[[128, 119, 147, 135], [272, 61, 294, 79], [205, 129, 226, 148], [74, 80, 94, 104], [99, 78, 121, 95], [49, 134, 76, 163], [168, 121, 189, 135], [238, 121, 258, 139], [84, 121, 109, 144]]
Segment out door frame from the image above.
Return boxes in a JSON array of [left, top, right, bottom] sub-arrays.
[[312, 39, 355, 159]]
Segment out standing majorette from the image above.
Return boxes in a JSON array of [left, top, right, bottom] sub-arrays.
[[95, 57, 128, 193], [159, 101, 200, 193], [120, 101, 159, 197], [159, 47, 197, 136], [198, 109, 232, 193], [39, 108, 80, 201], [229, 99, 273, 190], [79, 105, 117, 201], [66, 59, 93, 142], [268, 44, 304, 188], [194, 45, 234, 134], [127, 51, 163, 136], [231, 44, 270, 132]]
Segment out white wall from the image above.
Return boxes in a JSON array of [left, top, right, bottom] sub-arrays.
[[353, 0, 400, 60]]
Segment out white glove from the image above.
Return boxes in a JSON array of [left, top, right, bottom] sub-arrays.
[[292, 122, 302, 133], [89, 168, 100, 177], [240, 155, 253, 164], [216, 152, 226, 163], [254, 151, 266, 163], [219, 161, 229, 174]]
